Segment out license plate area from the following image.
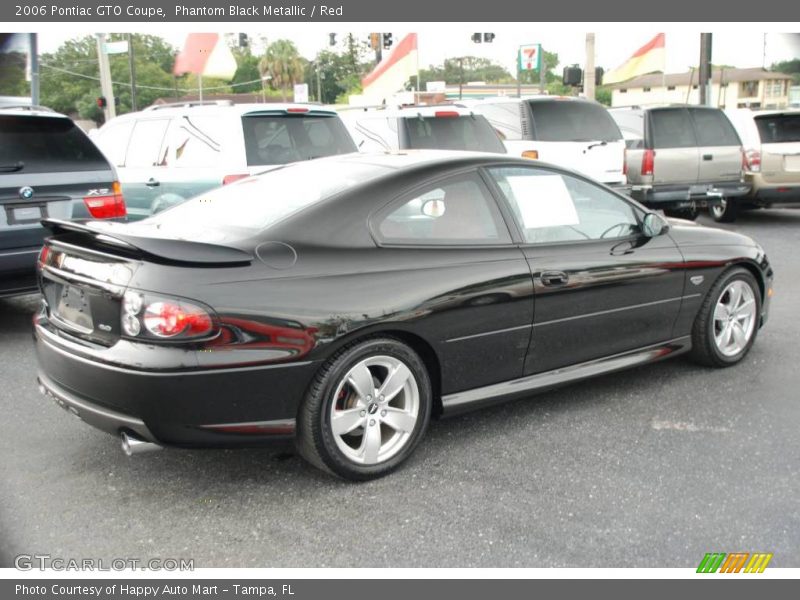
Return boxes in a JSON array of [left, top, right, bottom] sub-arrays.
[[689, 184, 709, 195], [784, 155, 800, 172], [4, 202, 48, 225], [54, 284, 94, 334]]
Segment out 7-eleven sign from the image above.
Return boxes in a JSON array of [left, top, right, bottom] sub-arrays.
[[518, 44, 542, 71]]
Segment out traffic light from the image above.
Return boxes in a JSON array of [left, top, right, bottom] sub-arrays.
[[369, 32, 380, 50], [563, 66, 583, 87], [238, 33, 248, 48], [382, 33, 393, 49], [96, 97, 107, 109], [471, 32, 482, 43], [483, 33, 495, 43], [329, 33, 337, 46], [595, 67, 604, 86]]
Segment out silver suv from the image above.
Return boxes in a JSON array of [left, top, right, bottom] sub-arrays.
[[610, 106, 749, 220]]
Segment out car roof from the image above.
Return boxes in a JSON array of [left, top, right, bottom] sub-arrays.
[[0, 105, 70, 119], [339, 105, 484, 118], [472, 95, 600, 105], [103, 102, 340, 124]]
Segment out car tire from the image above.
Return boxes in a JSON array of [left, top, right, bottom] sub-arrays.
[[688, 267, 761, 368], [710, 198, 738, 223], [296, 337, 432, 480], [665, 207, 699, 221]]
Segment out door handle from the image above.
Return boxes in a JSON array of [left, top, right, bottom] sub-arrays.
[[145, 178, 160, 187], [541, 270, 569, 286], [702, 154, 713, 161]]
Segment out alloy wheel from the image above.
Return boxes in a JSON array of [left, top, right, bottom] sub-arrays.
[[713, 280, 757, 357]]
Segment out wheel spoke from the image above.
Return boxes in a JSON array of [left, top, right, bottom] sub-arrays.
[[346, 362, 375, 401], [728, 283, 743, 311], [382, 408, 417, 433], [731, 322, 747, 350], [735, 299, 755, 319], [714, 303, 729, 323], [377, 363, 412, 402], [360, 422, 382, 463], [331, 408, 365, 436]]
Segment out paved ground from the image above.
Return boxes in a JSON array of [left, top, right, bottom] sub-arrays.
[[1, 209, 798, 568]]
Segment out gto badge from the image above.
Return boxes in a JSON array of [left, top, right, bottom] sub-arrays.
[[19, 186, 34, 199]]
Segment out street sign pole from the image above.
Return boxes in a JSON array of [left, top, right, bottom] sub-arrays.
[[516, 48, 521, 97], [95, 33, 116, 120], [127, 33, 137, 112]]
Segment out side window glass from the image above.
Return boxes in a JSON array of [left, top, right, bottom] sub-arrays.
[[124, 119, 169, 168], [95, 120, 134, 167], [166, 116, 224, 168], [377, 174, 510, 245], [689, 109, 741, 146], [489, 167, 640, 244]]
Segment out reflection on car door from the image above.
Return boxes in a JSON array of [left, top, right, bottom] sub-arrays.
[[486, 166, 686, 375]]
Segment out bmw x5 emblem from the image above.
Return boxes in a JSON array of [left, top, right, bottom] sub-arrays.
[[19, 186, 34, 199]]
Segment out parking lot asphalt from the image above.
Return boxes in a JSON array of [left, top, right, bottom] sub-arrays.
[[1, 209, 799, 569]]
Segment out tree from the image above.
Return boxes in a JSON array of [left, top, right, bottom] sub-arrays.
[[771, 59, 800, 84], [0, 51, 29, 96], [305, 38, 372, 105], [230, 45, 263, 93], [418, 56, 513, 88], [259, 40, 304, 101]]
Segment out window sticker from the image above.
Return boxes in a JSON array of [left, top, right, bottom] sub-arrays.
[[506, 175, 579, 228]]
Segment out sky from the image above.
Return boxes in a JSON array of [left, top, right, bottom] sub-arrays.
[[33, 27, 800, 78]]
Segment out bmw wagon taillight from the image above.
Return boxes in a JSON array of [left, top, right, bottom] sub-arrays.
[[121, 290, 216, 340], [641, 149, 655, 176], [84, 181, 127, 219]]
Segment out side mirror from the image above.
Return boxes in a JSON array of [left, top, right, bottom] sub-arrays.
[[642, 212, 669, 238]]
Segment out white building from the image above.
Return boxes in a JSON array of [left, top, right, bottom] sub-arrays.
[[611, 67, 794, 110]]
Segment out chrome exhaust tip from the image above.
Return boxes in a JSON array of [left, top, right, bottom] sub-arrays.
[[121, 431, 162, 456]]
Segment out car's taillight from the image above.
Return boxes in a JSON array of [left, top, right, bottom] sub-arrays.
[[744, 148, 761, 173], [286, 107, 309, 113], [37, 245, 49, 268], [222, 173, 249, 185], [434, 111, 460, 118], [522, 150, 539, 160], [121, 291, 216, 340], [83, 181, 126, 219], [641, 149, 655, 176]]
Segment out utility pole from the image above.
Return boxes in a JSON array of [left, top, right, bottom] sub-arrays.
[[698, 33, 712, 107], [539, 50, 546, 94], [127, 33, 137, 112], [516, 48, 521, 97], [29, 33, 39, 106], [95, 33, 116, 120], [584, 33, 596, 100]]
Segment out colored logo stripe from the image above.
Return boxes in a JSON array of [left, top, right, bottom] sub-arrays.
[[697, 552, 773, 573]]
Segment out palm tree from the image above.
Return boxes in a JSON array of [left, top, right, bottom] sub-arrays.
[[259, 40, 305, 102]]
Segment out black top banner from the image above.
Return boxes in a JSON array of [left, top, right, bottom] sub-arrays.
[[2, 0, 799, 22]]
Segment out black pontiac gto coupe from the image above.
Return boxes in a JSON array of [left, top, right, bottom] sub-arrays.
[[34, 151, 773, 480]]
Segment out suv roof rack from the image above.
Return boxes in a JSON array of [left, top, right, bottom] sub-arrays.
[[0, 104, 57, 113], [145, 100, 235, 111]]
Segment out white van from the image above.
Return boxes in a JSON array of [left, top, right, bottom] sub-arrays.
[[468, 96, 627, 187]]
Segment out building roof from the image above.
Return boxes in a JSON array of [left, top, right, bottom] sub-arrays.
[[611, 67, 794, 89]]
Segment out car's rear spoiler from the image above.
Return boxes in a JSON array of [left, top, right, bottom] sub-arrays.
[[41, 219, 253, 266]]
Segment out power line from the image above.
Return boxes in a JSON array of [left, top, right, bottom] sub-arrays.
[[39, 63, 264, 93]]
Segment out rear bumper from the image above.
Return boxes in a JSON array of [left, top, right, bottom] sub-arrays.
[[34, 315, 319, 447], [630, 182, 751, 208], [745, 175, 800, 204]]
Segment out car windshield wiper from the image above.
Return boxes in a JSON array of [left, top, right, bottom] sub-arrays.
[[0, 161, 24, 173]]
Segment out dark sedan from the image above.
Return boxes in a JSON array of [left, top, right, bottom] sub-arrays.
[[33, 151, 773, 480]]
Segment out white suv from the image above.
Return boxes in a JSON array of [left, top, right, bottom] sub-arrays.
[[340, 105, 507, 154], [93, 101, 357, 220], [468, 96, 627, 187]]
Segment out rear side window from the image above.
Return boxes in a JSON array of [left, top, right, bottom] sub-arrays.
[[241, 114, 357, 166], [609, 110, 645, 149], [165, 115, 229, 168], [649, 109, 697, 148], [689, 109, 741, 146], [125, 119, 169, 168], [94, 120, 135, 167], [401, 115, 506, 153], [755, 114, 800, 143], [0, 115, 109, 173], [526, 101, 622, 143]]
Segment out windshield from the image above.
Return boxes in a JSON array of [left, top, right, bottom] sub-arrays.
[[125, 160, 389, 242], [402, 115, 506, 153], [755, 114, 800, 144], [242, 114, 357, 166], [527, 101, 622, 143]]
